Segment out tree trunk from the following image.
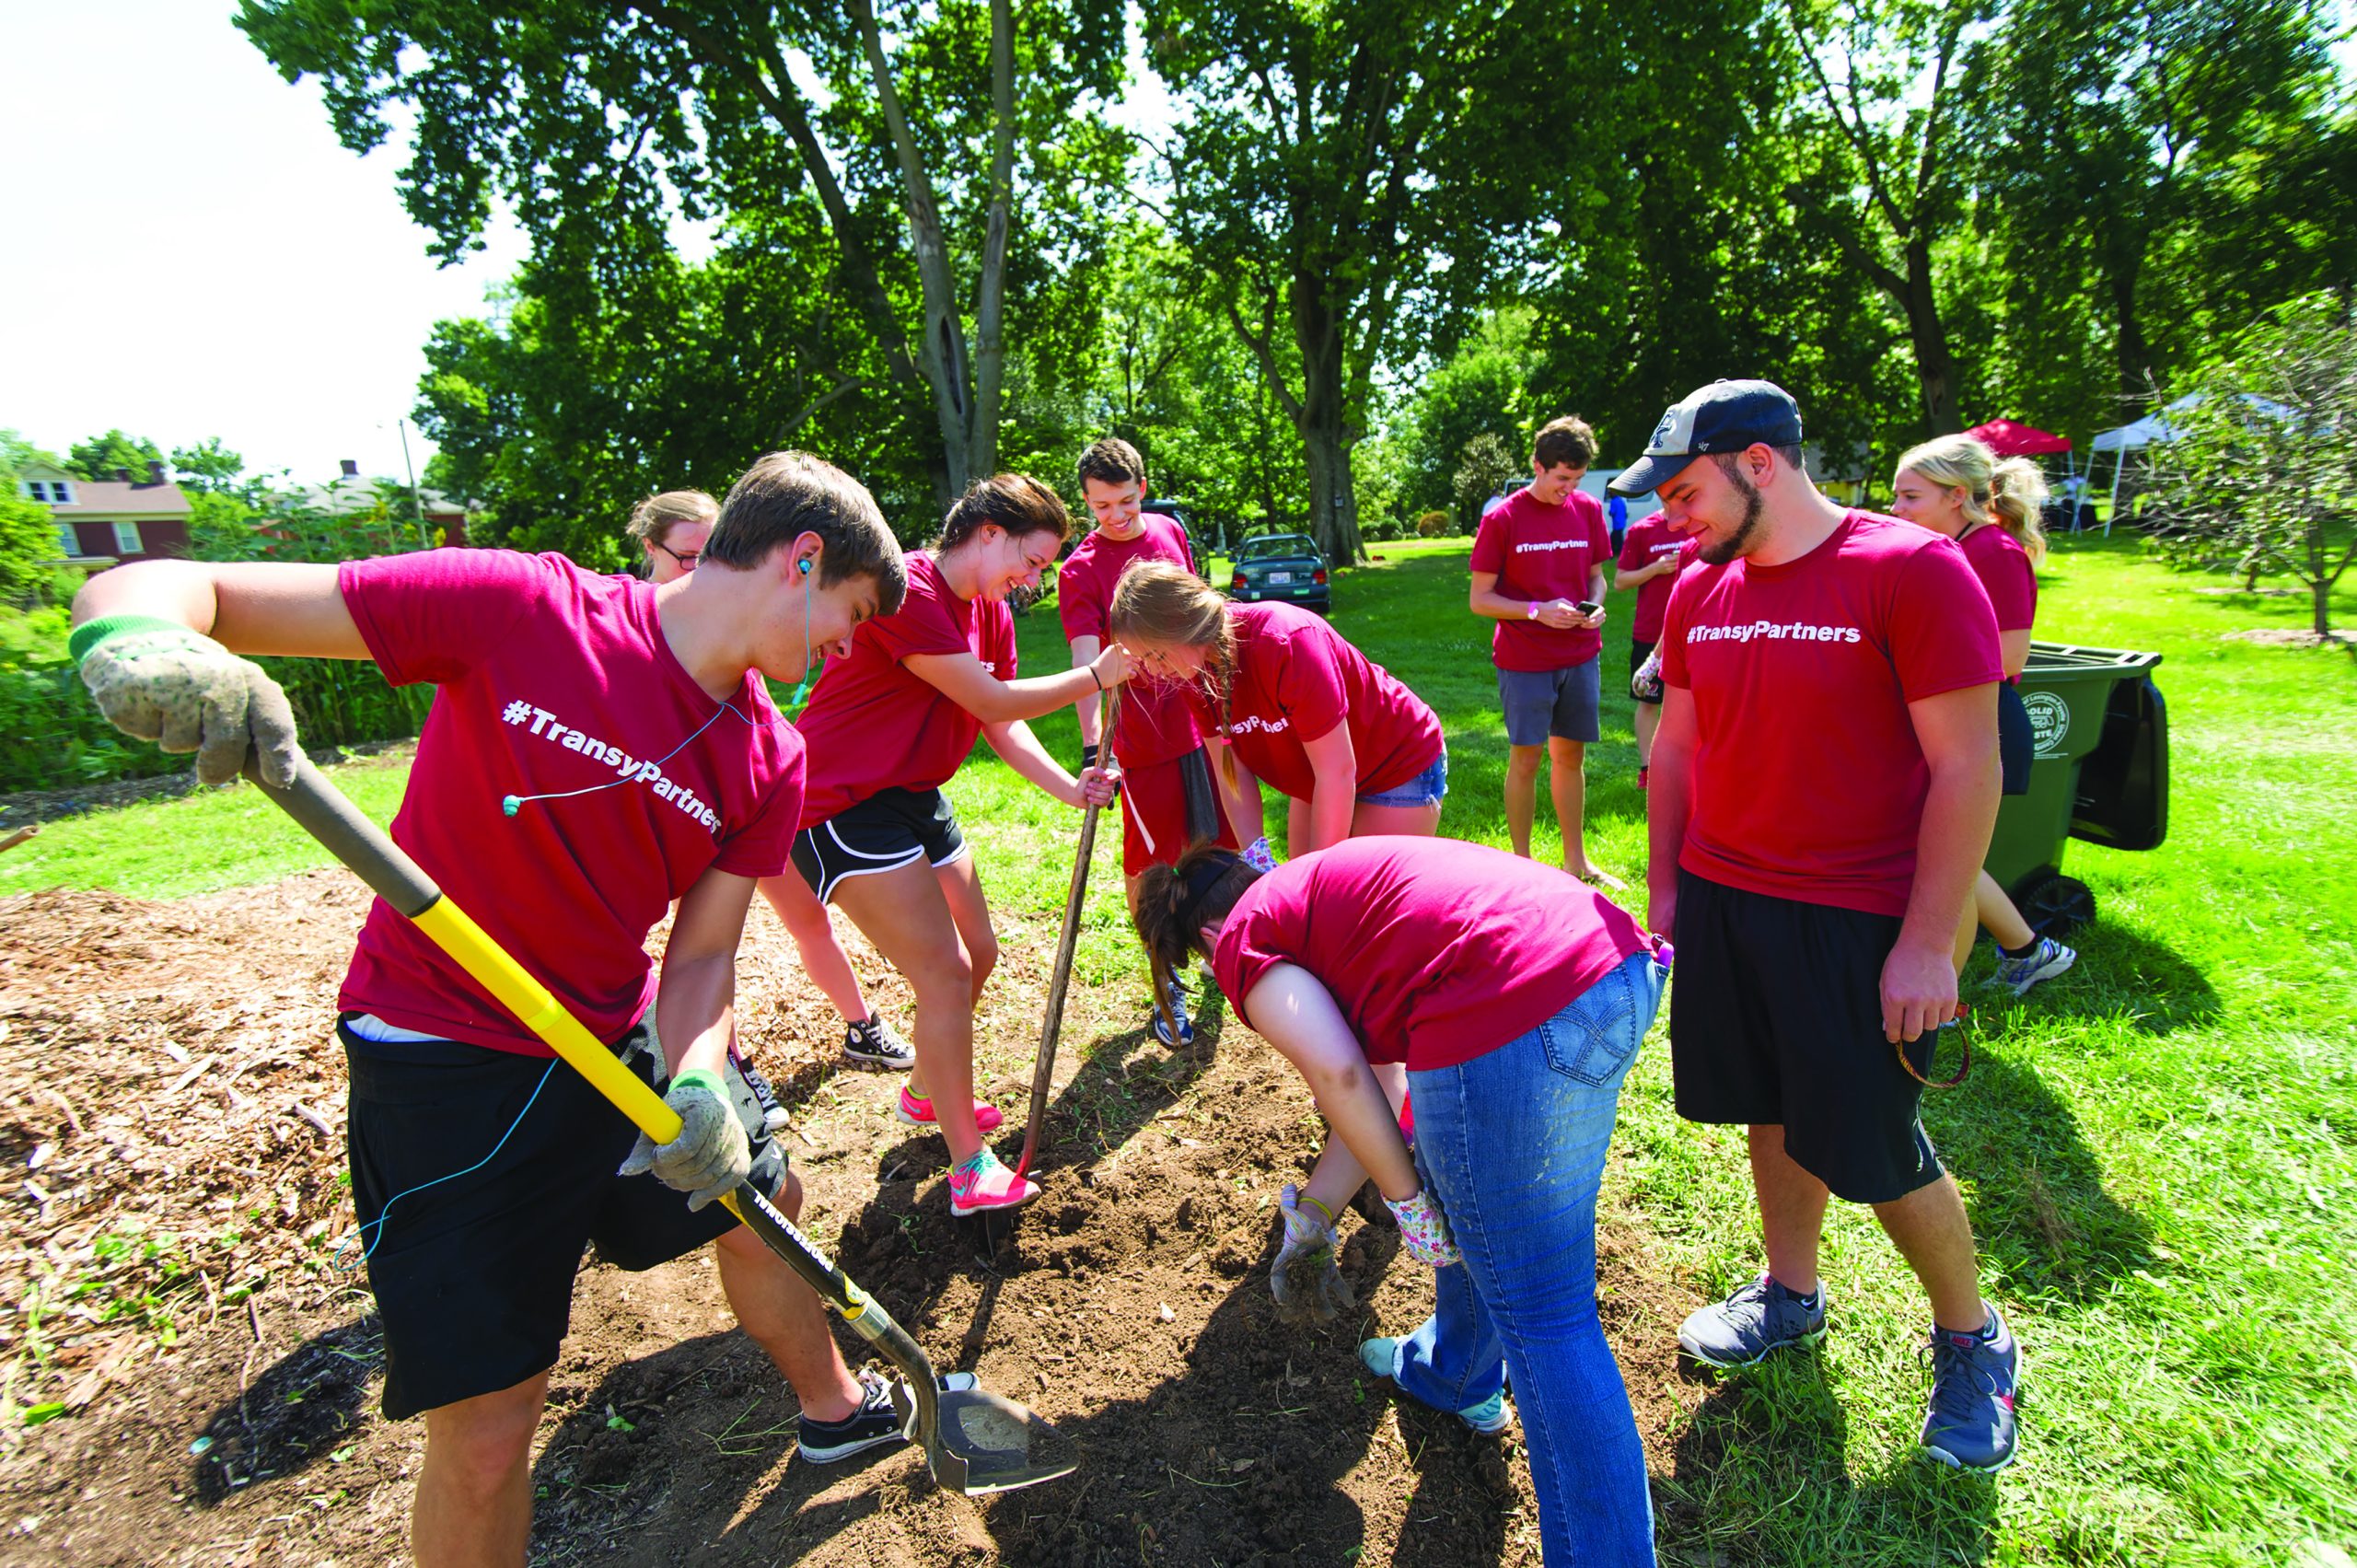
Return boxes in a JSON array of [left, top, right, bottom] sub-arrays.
[[1290, 274, 1365, 564], [1901, 238, 1963, 435], [2107, 250, 2155, 401], [967, 0, 1016, 485]]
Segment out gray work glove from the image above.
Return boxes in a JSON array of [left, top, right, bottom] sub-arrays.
[[1271, 1183, 1355, 1325], [74, 617, 300, 788], [617, 1068, 750, 1212]]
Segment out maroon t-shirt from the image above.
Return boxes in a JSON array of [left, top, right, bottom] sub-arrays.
[[1058, 515, 1202, 768], [1211, 838, 1655, 1072], [337, 550, 804, 1055], [1617, 516, 1692, 645], [1660, 512, 2003, 917], [1469, 487, 1613, 670], [795, 551, 1016, 826], [1956, 524, 2037, 634], [1181, 603, 1443, 800]]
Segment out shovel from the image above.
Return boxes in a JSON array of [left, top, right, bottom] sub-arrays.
[[1010, 703, 1117, 1179], [244, 753, 1078, 1497]]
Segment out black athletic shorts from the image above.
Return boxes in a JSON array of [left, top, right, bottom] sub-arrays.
[[343, 1018, 786, 1420], [1666, 870, 1945, 1204], [1997, 679, 2032, 796], [792, 784, 968, 902]]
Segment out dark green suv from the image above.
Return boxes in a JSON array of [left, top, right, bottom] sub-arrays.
[[1227, 533, 1329, 613]]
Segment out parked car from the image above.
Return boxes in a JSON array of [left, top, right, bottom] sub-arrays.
[[1228, 532, 1329, 613]]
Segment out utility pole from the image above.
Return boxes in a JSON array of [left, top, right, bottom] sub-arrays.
[[394, 418, 431, 552]]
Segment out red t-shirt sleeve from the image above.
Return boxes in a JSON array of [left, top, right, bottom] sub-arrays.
[[983, 601, 1018, 679], [337, 549, 546, 687], [1659, 575, 1696, 689], [1272, 622, 1350, 744], [868, 576, 970, 662], [1617, 524, 1648, 572], [1891, 542, 2005, 701], [1056, 549, 1108, 643], [1469, 509, 1510, 575], [711, 738, 804, 879], [1982, 541, 2037, 632]]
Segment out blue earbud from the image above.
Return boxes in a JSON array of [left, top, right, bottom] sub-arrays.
[[797, 558, 812, 576]]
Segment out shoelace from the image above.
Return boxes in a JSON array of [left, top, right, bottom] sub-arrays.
[[1922, 1335, 2005, 1422]]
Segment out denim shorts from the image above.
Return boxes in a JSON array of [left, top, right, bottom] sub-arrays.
[[1357, 744, 1449, 808]]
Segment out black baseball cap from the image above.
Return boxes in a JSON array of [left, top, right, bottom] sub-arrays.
[[1608, 379, 1805, 497]]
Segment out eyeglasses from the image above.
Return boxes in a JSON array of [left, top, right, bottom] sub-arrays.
[[655, 542, 699, 570]]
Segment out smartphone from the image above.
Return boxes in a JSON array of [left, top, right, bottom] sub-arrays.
[[1574, 599, 1603, 617]]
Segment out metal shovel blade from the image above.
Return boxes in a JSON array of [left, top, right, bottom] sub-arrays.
[[892, 1381, 1080, 1496]]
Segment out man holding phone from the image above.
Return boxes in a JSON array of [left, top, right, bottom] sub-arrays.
[[1469, 415, 1620, 885]]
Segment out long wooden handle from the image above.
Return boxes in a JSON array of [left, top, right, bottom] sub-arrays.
[[1013, 799, 1098, 1178]]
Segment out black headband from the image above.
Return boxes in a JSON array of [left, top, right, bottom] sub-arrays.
[[1175, 853, 1251, 936]]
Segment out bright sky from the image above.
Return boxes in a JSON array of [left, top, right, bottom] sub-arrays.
[[0, 3, 1178, 494], [0, 2, 535, 487]]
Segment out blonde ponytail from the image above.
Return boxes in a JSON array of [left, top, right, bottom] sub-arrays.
[[1988, 457, 2049, 564]]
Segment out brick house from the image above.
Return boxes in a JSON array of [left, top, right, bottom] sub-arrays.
[[17, 459, 192, 564], [261, 459, 477, 552]]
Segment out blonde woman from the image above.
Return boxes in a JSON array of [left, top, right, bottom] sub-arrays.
[[1890, 435, 2075, 996], [628, 490, 719, 582]]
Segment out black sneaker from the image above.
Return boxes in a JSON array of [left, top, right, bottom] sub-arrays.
[[797, 1368, 911, 1463], [843, 1013, 916, 1071]]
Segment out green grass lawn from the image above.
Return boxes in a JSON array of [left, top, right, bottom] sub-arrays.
[[7, 534, 2354, 1565]]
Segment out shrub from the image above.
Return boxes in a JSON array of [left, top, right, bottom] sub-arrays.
[[1415, 511, 1451, 538]]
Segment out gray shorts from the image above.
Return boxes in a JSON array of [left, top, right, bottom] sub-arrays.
[[1498, 659, 1601, 746]]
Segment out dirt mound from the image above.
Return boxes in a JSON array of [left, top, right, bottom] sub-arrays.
[[0, 876, 1704, 1565]]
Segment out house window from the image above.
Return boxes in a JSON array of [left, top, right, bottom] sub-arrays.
[[113, 522, 143, 554], [24, 480, 77, 505], [56, 523, 79, 556]]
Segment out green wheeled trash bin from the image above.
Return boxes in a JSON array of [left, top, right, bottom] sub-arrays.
[[1984, 642, 2170, 938]]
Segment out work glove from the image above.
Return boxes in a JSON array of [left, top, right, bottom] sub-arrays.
[[1270, 1183, 1355, 1325], [1241, 836, 1278, 875], [73, 616, 300, 788], [1385, 1186, 1461, 1270], [618, 1068, 750, 1212], [1081, 741, 1100, 772]]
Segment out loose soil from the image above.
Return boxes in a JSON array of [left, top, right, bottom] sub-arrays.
[[0, 872, 1708, 1566]]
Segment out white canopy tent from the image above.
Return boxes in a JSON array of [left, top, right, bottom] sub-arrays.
[[2090, 392, 2299, 534]]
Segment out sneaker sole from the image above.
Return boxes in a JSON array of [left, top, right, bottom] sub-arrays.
[[893, 1103, 1005, 1133], [1678, 1319, 1829, 1370], [797, 1427, 906, 1464], [949, 1185, 1039, 1219], [1461, 1398, 1514, 1435], [843, 1046, 917, 1071]]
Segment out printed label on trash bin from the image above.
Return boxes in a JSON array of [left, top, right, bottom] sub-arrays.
[[2022, 691, 2071, 757]]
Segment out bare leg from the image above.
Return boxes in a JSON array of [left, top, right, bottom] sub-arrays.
[[1349, 798, 1442, 838], [759, 873, 873, 1024], [1873, 1173, 1988, 1332], [413, 1375, 548, 1568], [831, 861, 983, 1163], [1550, 736, 1619, 884], [1974, 870, 2037, 951], [1635, 701, 1661, 768], [1748, 1125, 1830, 1295], [1504, 742, 1544, 858], [713, 1167, 863, 1422]]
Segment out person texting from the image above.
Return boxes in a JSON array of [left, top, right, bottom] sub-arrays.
[[768, 475, 1125, 1217], [1468, 416, 1619, 885], [1133, 839, 1666, 1566], [1058, 437, 1238, 1046], [1616, 379, 2024, 1472], [72, 453, 924, 1566], [1890, 434, 2075, 995]]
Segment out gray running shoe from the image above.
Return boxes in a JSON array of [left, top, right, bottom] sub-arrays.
[[1150, 978, 1195, 1048], [1678, 1274, 1829, 1368], [1990, 936, 2075, 997], [1920, 1304, 2021, 1471], [844, 1013, 916, 1070]]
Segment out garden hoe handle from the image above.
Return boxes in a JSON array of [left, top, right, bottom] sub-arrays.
[[238, 754, 965, 1487], [1013, 700, 1115, 1179]]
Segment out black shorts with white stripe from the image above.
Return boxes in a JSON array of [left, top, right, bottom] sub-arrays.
[[792, 785, 969, 903]]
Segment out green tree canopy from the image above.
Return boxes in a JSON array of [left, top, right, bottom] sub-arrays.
[[67, 429, 165, 482]]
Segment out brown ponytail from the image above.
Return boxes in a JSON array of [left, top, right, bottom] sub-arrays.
[[935, 472, 1071, 555], [1132, 843, 1261, 1043]]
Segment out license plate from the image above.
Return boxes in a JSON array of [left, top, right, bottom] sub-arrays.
[[1267, 571, 1293, 584]]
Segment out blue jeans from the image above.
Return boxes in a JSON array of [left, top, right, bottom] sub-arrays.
[[1357, 744, 1449, 808], [1401, 951, 1666, 1566]]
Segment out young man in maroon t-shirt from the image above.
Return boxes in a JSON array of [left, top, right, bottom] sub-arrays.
[[1614, 379, 2025, 1474], [1060, 436, 1237, 1045], [1469, 415, 1620, 886], [68, 455, 940, 1565]]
